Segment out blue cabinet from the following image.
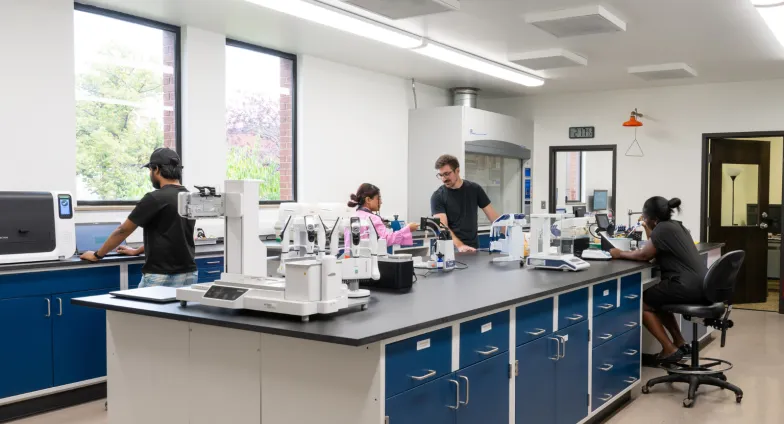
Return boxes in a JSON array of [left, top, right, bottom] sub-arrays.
[[0, 297, 53, 399], [555, 320, 589, 424], [459, 310, 509, 368], [197, 256, 224, 283], [515, 298, 553, 346], [128, 263, 143, 289], [386, 373, 456, 424], [557, 288, 588, 330], [592, 327, 641, 411], [456, 352, 509, 424], [52, 289, 114, 387], [515, 335, 557, 424]]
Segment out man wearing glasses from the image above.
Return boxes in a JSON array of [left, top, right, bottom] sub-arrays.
[[431, 154, 500, 252]]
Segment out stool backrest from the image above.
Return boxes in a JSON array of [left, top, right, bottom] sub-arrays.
[[703, 250, 745, 304]]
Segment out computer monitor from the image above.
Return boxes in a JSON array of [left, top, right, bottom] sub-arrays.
[[573, 206, 587, 218], [595, 213, 611, 231], [75, 222, 125, 254], [769, 204, 781, 234], [593, 190, 608, 211]]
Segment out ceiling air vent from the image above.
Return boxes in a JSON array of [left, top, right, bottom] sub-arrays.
[[508, 48, 587, 70], [628, 63, 698, 81], [341, 0, 460, 20], [525, 5, 626, 38]]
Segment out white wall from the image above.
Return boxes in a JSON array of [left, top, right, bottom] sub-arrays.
[[483, 79, 784, 239], [0, 0, 75, 194], [299, 55, 450, 220]]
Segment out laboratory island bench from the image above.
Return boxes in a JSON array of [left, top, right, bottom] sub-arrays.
[[68, 244, 723, 424]]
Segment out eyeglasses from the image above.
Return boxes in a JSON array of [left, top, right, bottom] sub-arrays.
[[436, 171, 454, 179]]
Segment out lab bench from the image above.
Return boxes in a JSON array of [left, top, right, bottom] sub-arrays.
[[0, 244, 248, 422], [70, 243, 721, 424]]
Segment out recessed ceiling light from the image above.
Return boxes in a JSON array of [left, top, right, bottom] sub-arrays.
[[628, 63, 698, 80], [340, 0, 460, 20], [525, 5, 626, 38]]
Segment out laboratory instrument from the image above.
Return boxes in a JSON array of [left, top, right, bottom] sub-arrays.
[[277, 203, 328, 275], [0, 191, 76, 264], [581, 249, 612, 261], [175, 181, 367, 322], [525, 214, 590, 271], [414, 217, 456, 271], [489, 213, 527, 263], [331, 215, 384, 299], [367, 254, 415, 291]]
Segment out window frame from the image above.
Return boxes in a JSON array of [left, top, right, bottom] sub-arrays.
[[225, 38, 298, 205], [74, 3, 182, 207]]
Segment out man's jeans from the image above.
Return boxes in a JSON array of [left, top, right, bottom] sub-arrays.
[[139, 271, 198, 288]]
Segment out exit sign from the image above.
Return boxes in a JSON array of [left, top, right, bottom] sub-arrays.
[[569, 126, 595, 139]]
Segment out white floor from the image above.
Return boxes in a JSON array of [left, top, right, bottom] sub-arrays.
[[8, 309, 782, 424]]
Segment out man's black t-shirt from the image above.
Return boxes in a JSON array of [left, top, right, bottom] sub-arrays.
[[430, 180, 491, 248], [651, 220, 707, 295], [128, 185, 196, 275]]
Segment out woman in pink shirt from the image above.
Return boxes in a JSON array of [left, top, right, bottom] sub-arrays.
[[344, 183, 417, 250]]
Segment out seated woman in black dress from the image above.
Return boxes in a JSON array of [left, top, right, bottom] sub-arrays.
[[611, 197, 708, 363]]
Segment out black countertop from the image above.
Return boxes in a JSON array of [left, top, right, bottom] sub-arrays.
[[74, 243, 724, 347]]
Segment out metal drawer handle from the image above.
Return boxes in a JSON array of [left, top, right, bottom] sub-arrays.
[[459, 375, 469, 405], [624, 377, 638, 384], [624, 349, 639, 356], [599, 394, 613, 402], [598, 303, 614, 310], [558, 335, 567, 358], [448, 380, 460, 410], [206, 261, 221, 265], [598, 364, 614, 372], [476, 346, 499, 356], [45, 298, 51, 318], [625, 322, 638, 327], [624, 294, 639, 300], [411, 370, 437, 381], [549, 337, 561, 361], [57, 298, 63, 316], [526, 328, 546, 336], [566, 314, 583, 321], [599, 333, 613, 340], [206, 270, 221, 274]]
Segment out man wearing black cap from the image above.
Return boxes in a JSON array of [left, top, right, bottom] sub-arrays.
[[80, 147, 198, 288]]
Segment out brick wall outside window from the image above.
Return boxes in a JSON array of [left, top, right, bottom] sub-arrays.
[[279, 58, 293, 201], [163, 31, 176, 150]]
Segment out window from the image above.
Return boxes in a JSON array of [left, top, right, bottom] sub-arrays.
[[564, 151, 583, 202], [226, 40, 297, 202], [74, 5, 180, 204]]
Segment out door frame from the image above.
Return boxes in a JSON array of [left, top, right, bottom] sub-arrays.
[[700, 131, 784, 313], [548, 145, 617, 214]]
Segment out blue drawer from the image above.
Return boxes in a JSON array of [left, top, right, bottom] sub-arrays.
[[459, 310, 510, 368], [593, 308, 623, 348], [557, 288, 588, 330], [0, 266, 121, 299], [196, 256, 224, 270], [516, 297, 554, 346], [592, 279, 617, 316], [198, 269, 222, 283], [128, 263, 143, 289], [385, 327, 452, 398]]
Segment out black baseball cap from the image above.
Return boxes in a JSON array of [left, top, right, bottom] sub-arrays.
[[142, 147, 182, 169]]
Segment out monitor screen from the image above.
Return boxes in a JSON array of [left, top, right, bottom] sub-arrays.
[[595, 213, 610, 230], [75, 223, 125, 253], [573, 206, 586, 218], [593, 190, 608, 210], [769, 204, 781, 234]]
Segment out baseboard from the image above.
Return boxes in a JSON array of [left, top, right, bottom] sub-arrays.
[[0, 383, 105, 423], [584, 392, 631, 424], [642, 334, 715, 368]]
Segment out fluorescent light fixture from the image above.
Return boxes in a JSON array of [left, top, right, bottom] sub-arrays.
[[752, 1, 784, 48], [412, 40, 545, 87], [246, 0, 422, 48]]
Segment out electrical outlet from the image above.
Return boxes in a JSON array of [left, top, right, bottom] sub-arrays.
[[541, 201, 546, 209]]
